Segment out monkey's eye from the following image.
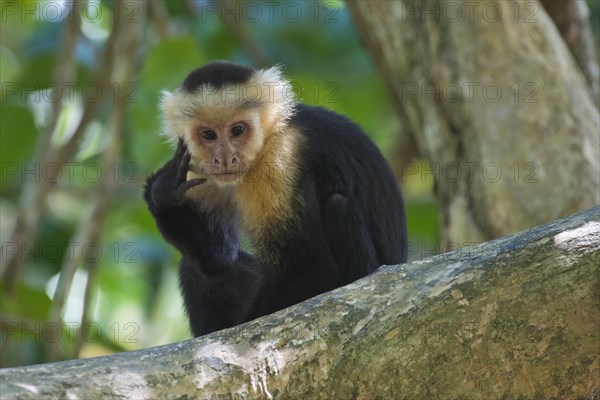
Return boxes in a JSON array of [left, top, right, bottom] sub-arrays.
[[200, 130, 217, 140], [231, 124, 245, 137]]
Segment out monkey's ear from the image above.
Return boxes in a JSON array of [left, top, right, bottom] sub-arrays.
[[254, 65, 293, 101], [257, 64, 285, 82], [159, 89, 184, 144], [253, 65, 296, 131]]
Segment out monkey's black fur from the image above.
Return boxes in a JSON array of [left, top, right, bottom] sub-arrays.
[[144, 65, 407, 337], [181, 61, 254, 93]]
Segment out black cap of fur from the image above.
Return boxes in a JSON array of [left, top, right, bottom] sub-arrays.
[[181, 61, 255, 93]]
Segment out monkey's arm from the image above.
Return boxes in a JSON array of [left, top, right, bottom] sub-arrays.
[[178, 251, 259, 335], [144, 140, 260, 336], [249, 187, 379, 316], [320, 192, 379, 283]]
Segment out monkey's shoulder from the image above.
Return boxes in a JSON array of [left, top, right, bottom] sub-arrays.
[[289, 103, 392, 192], [290, 104, 370, 139]]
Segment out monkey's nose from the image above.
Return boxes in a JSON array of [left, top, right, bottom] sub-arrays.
[[213, 155, 238, 169]]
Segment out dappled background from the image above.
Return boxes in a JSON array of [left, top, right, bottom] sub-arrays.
[[1, 0, 438, 367], [1, 0, 598, 368]]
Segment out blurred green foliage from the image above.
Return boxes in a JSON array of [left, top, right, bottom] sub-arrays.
[[3, 0, 596, 369]]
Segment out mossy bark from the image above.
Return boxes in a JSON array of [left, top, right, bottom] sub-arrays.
[[347, 0, 600, 245], [1, 207, 599, 399]]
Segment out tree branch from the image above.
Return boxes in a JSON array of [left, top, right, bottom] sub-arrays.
[[1, 207, 598, 399], [540, 0, 599, 106], [1, 0, 129, 291], [346, 0, 600, 246], [0, 0, 82, 291]]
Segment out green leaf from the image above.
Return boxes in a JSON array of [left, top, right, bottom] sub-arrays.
[[130, 37, 204, 172], [140, 36, 204, 92], [0, 281, 53, 322], [0, 104, 38, 192]]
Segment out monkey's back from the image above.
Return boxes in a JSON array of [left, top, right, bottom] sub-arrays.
[[290, 103, 408, 267]]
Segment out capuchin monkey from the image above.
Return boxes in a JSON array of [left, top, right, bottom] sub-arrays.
[[144, 61, 407, 336]]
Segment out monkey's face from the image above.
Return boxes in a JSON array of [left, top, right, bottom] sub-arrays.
[[185, 111, 265, 185], [160, 64, 295, 187]]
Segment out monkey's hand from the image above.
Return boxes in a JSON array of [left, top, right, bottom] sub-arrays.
[[144, 139, 244, 276], [144, 139, 205, 214], [143, 139, 209, 255]]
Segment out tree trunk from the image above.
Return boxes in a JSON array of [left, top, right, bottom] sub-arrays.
[[540, 0, 599, 104], [347, 0, 600, 245], [1, 207, 598, 399]]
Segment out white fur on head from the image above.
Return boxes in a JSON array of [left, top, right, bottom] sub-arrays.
[[159, 65, 295, 143]]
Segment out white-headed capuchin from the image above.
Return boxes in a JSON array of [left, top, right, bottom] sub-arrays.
[[144, 61, 407, 336]]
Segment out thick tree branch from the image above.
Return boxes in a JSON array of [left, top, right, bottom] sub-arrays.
[[540, 0, 599, 105], [1, 207, 598, 399], [347, 0, 600, 246]]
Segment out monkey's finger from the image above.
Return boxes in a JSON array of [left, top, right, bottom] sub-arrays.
[[165, 139, 186, 177], [177, 152, 192, 182], [175, 138, 186, 159], [182, 178, 206, 192]]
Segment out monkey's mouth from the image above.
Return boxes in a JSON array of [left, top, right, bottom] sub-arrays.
[[211, 172, 241, 183]]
